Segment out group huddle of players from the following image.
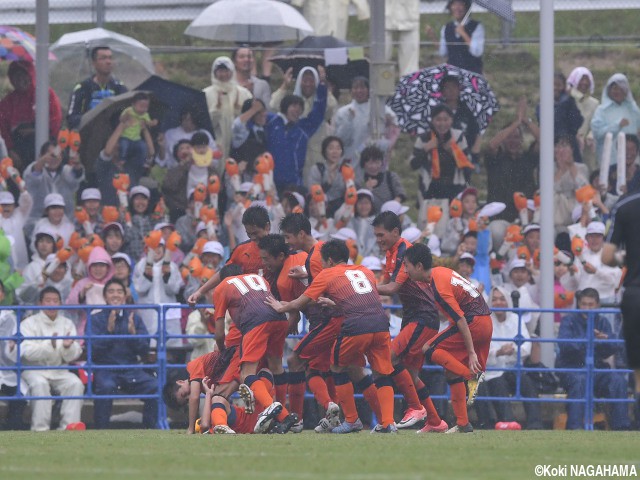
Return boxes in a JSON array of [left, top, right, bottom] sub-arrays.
[[163, 206, 493, 435]]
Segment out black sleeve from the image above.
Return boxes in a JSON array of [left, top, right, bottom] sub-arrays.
[[67, 81, 88, 129]]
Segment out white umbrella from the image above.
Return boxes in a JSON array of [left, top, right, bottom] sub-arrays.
[[50, 28, 155, 106], [185, 0, 314, 44]]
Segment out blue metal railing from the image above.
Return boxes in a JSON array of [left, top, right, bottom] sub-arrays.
[[0, 304, 633, 430]]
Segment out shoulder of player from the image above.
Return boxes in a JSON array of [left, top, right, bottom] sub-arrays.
[[228, 240, 253, 258]]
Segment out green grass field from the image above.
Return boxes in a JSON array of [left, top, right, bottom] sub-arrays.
[[1, 430, 638, 480]]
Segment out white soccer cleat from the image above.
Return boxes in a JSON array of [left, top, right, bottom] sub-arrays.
[[238, 383, 256, 414], [325, 401, 341, 427], [253, 402, 283, 434], [314, 418, 332, 433], [213, 425, 236, 434]]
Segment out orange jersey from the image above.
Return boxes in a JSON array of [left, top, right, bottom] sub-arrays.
[[304, 264, 388, 336], [305, 240, 325, 282], [186, 350, 231, 384], [276, 252, 308, 301], [227, 240, 263, 275], [430, 266, 490, 324], [213, 273, 286, 335]]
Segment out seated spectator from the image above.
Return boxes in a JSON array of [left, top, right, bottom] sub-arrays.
[[503, 258, 540, 334], [0, 187, 32, 270], [112, 252, 136, 304], [31, 193, 75, 254], [0, 280, 27, 429], [567, 67, 599, 171], [401, 226, 442, 258], [74, 188, 104, 236], [124, 186, 154, 262], [19, 287, 84, 431], [441, 186, 477, 256], [357, 145, 406, 213], [306, 136, 348, 217], [456, 252, 485, 298], [476, 286, 543, 430], [346, 189, 378, 258], [102, 222, 125, 256], [185, 307, 216, 361], [17, 229, 57, 305], [90, 278, 158, 429], [556, 288, 631, 430], [161, 106, 217, 170], [554, 135, 589, 232]]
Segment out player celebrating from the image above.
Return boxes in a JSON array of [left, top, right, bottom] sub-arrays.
[[373, 211, 447, 432], [403, 243, 493, 434], [266, 239, 397, 434]]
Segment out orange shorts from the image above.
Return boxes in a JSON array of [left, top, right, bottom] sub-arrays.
[[294, 317, 342, 372], [429, 315, 493, 371], [391, 323, 439, 372], [218, 348, 242, 385], [240, 320, 288, 364], [331, 331, 394, 375], [227, 405, 260, 434]]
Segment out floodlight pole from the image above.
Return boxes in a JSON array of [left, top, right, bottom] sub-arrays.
[[35, 0, 50, 161], [539, 0, 555, 366]]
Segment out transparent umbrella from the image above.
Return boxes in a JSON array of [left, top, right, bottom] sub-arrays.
[[50, 28, 155, 107]]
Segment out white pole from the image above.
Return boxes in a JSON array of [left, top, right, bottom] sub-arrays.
[[369, 0, 385, 140], [539, 0, 555, 366], [35, 0, 50, 159]]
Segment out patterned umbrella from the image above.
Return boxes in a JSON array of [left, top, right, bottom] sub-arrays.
[[387, 63, 500, 136], [0, 25, 54, 62]]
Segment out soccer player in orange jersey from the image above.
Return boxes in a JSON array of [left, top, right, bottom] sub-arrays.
[[212, 264, 298, 433], [373, 211, 447, 433], [266, 239, 398, 434], [403, 243, 493, 433]]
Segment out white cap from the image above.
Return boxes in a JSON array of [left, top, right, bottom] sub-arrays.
[[202, 240, 224, 256], [44, 193, 65, 208], [381, 200, 409, 216], [356, 188, 374, 201], [401, 226, 421, 244], [238, 182, 254, 193], [154, 222, 174, 231], [103, 222, 124, 236], [331, 227, 357, 241], [522, 223, 540, 236], [112, 252, 132, 267], [81, 188, 101, 201], [129, 185, 150, 199], [0, 191, 15, 205], [508, 258, 528, 272], [586, 221, 605, 235], [35, 226, 56, 240], [459, 252, 476, 264], [288, 191, 306, 209], [360, 256, 382, 271], [196, 221, 207, 234]]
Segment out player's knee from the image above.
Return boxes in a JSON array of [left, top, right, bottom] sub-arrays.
[[446, 376, 465, 385], [355, 374, 374, 391], [374, 376, 394, 389], [332, 371, 351, 386], [424, 346, 435, 363]]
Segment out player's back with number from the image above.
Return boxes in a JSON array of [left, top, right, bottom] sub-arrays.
[[305, 264, 388, 336], [430, 266, 490, 323], [213, 274, 286, 335]]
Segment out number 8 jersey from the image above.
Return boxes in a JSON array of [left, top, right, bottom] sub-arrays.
[[304, 264, 389, 336]]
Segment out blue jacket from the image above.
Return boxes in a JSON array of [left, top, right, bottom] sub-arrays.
[[555, 312, 616, 370], [90, 308, 150, 366], [265, 83, 327, 188]]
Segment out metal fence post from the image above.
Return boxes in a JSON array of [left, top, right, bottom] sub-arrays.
[[584, 312, 595, 431]]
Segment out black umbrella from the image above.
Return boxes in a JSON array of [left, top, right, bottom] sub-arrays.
[[270, 35, 369, 90]]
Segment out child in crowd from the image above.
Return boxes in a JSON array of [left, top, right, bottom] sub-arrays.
[[358, 145, 406, 213], [31, 193, 75, 254], [102, 222, 126, 256], [442, 187, 477, 257], [111, 252, 137, 304], [119, 92, 157, 185], [16, 229, 57, 305], [74, 188, 104, 236]]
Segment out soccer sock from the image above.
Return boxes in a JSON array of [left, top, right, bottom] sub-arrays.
[[324, 373, 338, 403], [211, 403, 228, 427], [273, 372, 288, 407], [258, 370, 274, 396], [307, 372, 332, 409], [356, 375, 382, 422], [245, 374, 275, 410], [430, 349, 472, 380], [391, 366, 422, 411], [416, 381, 442, 425], [375, 376, 396, 428], [288, 371, 307, 420], [448, 378, 469, 426], [333, 372, 359, 423]]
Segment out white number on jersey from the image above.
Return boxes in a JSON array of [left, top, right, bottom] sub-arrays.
[[227, 274, 268, 295], [345, 270, 373, 294], [450, 271, 480, 298]]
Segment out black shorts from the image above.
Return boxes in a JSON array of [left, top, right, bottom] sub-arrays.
[[621, 286, 640, 369]]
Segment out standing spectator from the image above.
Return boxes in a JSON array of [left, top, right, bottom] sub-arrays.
[[230, 98, 267, 168], [19, 287, 84, 431], [23, 141, 85, 232], [0, 60, 62, 169], [0, 187, 32, 271], [66, 46, 127, 129], [554, 135, 589, 232], [591, 73, 640, 168], [439, 0, 484, 74], [203, 56, 253, 158], [232, 47, 272, 107], [291, 0, 369, 41], [94, 121, 128, 207], [124, 186, 154, 262], [567, 67, 600, 171], [31, 193, 75, 254], [346, 189, 378, 258], [556, 288, 631, 430], [357, 145, 406, 213], [90, 278, 158, 429], [306, 136, 347, 217], [385, 0, 420, 76], [439, 75, 481, 161], [162, 106, 217, 170]]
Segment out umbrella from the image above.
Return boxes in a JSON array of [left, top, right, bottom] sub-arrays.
[[0, 25, 55, 62], [185, 0, 313, 44], [473, 0, 516, 23], [50, 28, 155, 107], [387, 64, 500, 136], [78, 90, 166, 172], [134, 75, 214, 135], [269, 35, 369, 90]]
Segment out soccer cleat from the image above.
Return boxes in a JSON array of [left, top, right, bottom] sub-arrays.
[[370, 423, 398, 434], [416, 419, 449, 434], [289, 420, 304, 433], [314, 418, 333, 433], [238, 383, 255, 414], [253, 402, 283, 434], [213, 425, 236, 434], [495, 421, 522, 431], [331, 418, 364, 434], [271, 413, 299, 434], [445, 423, 474, 434], [466, 372, 485, 406], [325, 401, 341, 427], [396, 406, 427, 429]]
